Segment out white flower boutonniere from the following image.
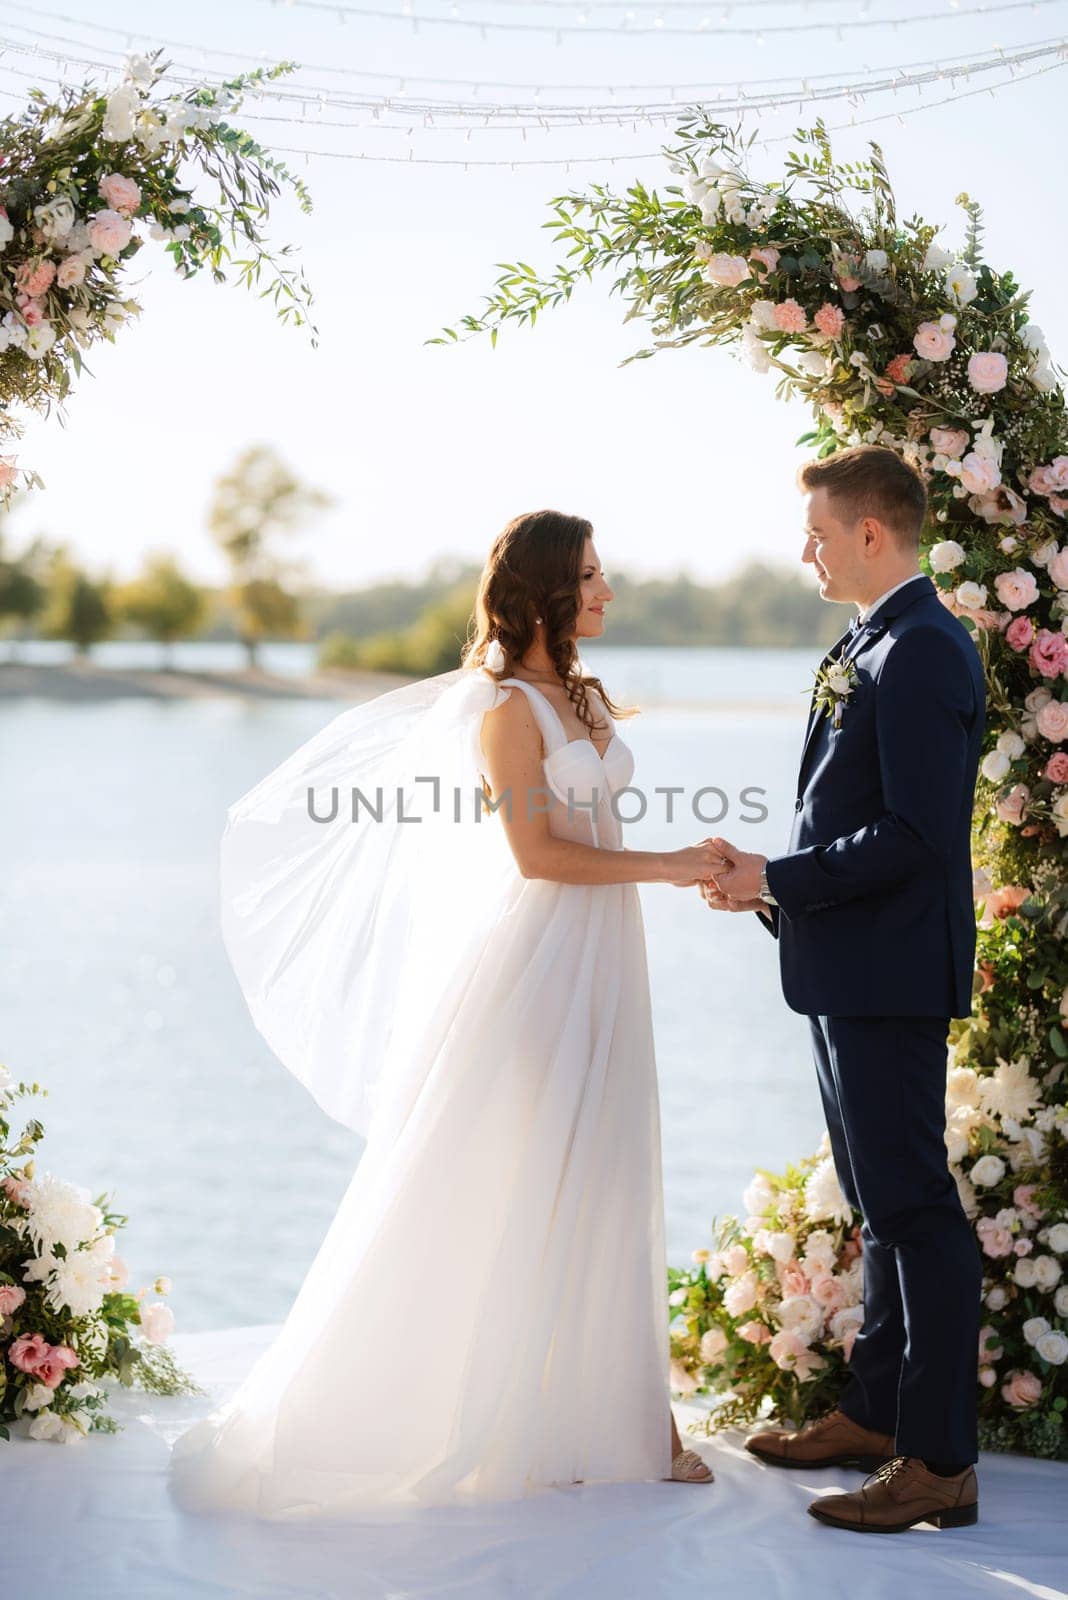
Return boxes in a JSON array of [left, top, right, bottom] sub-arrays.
[[812, 657, 859, 729]]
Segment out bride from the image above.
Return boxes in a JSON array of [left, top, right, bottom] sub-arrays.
[[168, 508, 722, 1518]]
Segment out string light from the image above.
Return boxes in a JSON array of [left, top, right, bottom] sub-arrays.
[[269, 0, 1068, 38]]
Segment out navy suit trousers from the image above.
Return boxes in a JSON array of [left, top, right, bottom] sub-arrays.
[[809, 1013, 982, 1464]]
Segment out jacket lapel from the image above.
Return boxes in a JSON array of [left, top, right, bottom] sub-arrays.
[[795, 575, 935, 789]]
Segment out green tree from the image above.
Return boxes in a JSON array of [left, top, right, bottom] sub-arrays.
[[0, 533, 48, 657], [116, 553, 207, 667], [319, 581, 477, 677], [208, 445, 331, 668], [40, 549, 114, 656]]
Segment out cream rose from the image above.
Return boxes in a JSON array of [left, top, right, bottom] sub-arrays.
[[703, 252, 751, 287], [929, 539, 966, 573], [968, 351, 1009, 394], [913, 320, 956, 361]]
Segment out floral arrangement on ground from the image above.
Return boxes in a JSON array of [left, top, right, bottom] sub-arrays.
[[442, 116, 1068, 1459], [0, 1065, 200, 1443]]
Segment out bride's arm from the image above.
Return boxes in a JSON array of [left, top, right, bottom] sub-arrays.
[[480, 691, 719, 887]]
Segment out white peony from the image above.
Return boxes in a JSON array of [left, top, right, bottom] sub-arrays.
[[981, 750, 1011, 783], [24, 1174, 102, 1253], [980, 1059, 1042, 1125], [970, 1154, 1006, 1187], [1023, 1316, 1051, 1347], [804, 1157, 852, 1225], [1036, 1330, 1068, 1366], [47, 1253, 108, 1318], [997, 730, 1027, 759]]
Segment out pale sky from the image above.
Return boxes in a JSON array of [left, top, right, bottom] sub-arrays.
[[5, 0, 1068, 590]]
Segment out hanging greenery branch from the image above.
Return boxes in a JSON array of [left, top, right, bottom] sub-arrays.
[[437, 115, 1068, 1460], [0, 49, 317, 503]]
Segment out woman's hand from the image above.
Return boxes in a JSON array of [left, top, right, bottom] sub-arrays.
[[663, 840, 727, 887]]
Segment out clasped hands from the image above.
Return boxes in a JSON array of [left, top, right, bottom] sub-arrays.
[[691, 836, 769, 915]]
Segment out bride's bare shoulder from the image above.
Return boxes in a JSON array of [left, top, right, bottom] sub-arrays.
[[480, 680, 542, 753]]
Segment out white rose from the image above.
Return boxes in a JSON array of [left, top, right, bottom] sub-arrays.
[[924, 242, 953, 271], [864, 249, 889, 273], [741, 325, 771, 375], [981, 750, 1011, 783], [928, 540, 966, 573], [1045, 1222, 1068, 1254], [997, 731, 1027, 759], [28, 1411, 66, 1442], [1054, 1285, 1068, 1317], [1036, 1330, 1068, 1366], [1015, 1257, 1039, 1288], [1032, 541, 1060, 569], [826, 667, 852, 696], [986, 1284, 1008, 1310], [798, 351, 827, 378], [766, 1231, 796, 1265], [955, 581, 988, 610], [1023, 1316, 1051, 1347], [1033, 1255, 1063, 1291], [970, 1154, 1006, 1187], [22, 1382, 56, 1411]]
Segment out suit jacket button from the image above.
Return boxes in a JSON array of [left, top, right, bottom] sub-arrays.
[[794, 797, 803, 812]]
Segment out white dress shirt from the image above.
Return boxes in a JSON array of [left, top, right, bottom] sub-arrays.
[[858, 571, 924, 622]]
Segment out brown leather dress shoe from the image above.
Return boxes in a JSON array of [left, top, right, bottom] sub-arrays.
[[745, 1408, 896, 1472], [808, 1456, 978, 1533]]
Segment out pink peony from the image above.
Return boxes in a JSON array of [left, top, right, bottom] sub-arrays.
[[1045, 752, 1068, 783], [930, 426, 969, 459], [98, 172, 141, 215], [86, 208, 133, 257], [1001, 1369, 1043, 1409], [995, 783, 1029, 825], [748, 246, 780, 275], [772, 298, 808, 333], [37, 1345, 79, 1388], [14, 258, 56, 298], [993, 568, 1039, 611], [813, 302, 845, 338], [737, 1319, 772, 1345], [1036, 697, 1068, 742], [0, 1283, 25, 1315], [968, 351, 1009, 394], [8, 1332, 50, 1373], [976, 1216, 1014, 1258], [1029, 629, 1068, 680], [913, 320, 956, 361], [1005, 615, 1036, 652]]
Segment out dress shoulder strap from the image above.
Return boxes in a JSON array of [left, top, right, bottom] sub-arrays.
[[496, 678, 568, 753]]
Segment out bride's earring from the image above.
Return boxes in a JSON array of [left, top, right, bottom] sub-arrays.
[[534, 615, 543, 623]]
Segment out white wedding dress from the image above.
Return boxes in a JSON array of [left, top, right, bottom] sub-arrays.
[[168, 669, 672, 1517]]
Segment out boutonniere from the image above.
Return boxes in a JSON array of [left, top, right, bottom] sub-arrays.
[[811, 658, 859, 728]]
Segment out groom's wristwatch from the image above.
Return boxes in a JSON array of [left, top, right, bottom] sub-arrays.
[[758, 867, 778, 907]]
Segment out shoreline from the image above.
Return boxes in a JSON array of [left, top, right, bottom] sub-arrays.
[[0, 659, 415, 703]]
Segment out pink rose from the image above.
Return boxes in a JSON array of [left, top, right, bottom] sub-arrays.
[[56, 254, 89, 290], [979, 1325, 1004, 1362], [748, 246, 780, 275], [968, 351, 1009, 394], [1001, 1369, 1042, 1409], [86, 208, 133, 257], [98, 172, 142, 215], [913, 320, 956, 361], [703, 252, 751, 287], [978, 885, 1030, 928], [1006, 615, 1036, 652], [19, 300, 46, 328], [995, 783, 1030, 825], [2, 1173, 31, 1206], [1030, 464, 1057, 496], [813, 302, 845, 338], [1051, 495, 1068, 518], [979, 1366, 997, 1387], [1014, 1184, 1044, 1220], [722, 1244, 750, 1277], [14, 258, 56, 298], [37, 1345, 79, 1388], [930, 426, 969, 459], [8, 1332, 50, 1373], [1013, 1238, 1033, 1256], [960, 452, 1001, 495], [810, 1274, 847, 1313], [772, 298, 808, 334], [976, 1215, 1014, 1258], [1047, 549, 1068, 590], [993, 568, 1039, 611], [1036, 697, 1068, 742], [1029, 629, 1068, 680], [1046, 752, 1068, 783], [138, 1301, 175, 1345], [0, 1284, 26, 1315], [737, 1319, 772, 1345], [777, 1263, 809, 1298]]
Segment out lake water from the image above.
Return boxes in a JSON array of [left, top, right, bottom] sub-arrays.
[[1, 643, 830, 1334]]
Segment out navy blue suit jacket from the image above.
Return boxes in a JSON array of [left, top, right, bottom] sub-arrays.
[[761, 573, 986, 1019]]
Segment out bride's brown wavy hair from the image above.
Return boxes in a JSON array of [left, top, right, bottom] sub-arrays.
[[461, 508, 637, 733]]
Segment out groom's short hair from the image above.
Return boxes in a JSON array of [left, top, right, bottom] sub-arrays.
[[797, 446, 927, 548]]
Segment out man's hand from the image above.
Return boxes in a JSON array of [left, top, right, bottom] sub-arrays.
[[707, 836, 768, 903], [699, 881, 767, 914]]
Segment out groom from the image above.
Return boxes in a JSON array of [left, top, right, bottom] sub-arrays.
[[705, 444, 985, 1534]]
